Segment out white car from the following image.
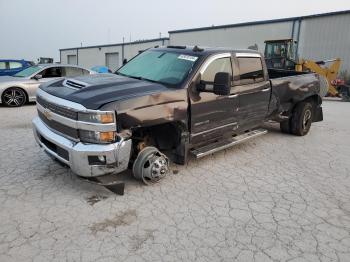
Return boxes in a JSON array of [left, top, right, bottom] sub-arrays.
[[0, 64, 94, 107]]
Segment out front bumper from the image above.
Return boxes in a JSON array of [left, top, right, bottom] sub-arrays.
[[32, 116, 132, 177]]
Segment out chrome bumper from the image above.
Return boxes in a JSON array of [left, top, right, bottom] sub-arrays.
[[32, 116, 132, 177]]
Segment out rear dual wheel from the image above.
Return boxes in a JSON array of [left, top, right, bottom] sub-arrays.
[[132, 147, 169, 185], [280, 101, 313, 136], [2, 87, 27, 107]]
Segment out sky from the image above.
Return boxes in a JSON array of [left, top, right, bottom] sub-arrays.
[[0, 0, 350, 62]]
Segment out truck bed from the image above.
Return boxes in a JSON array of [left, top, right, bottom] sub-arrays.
[[268, 69, 320, 115], [268, 68, 309, 79]]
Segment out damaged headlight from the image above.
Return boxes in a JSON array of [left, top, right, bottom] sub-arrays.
[[79, 130, 116, 144], [78, 111, 116, 143], [78, 111, 115, 124]]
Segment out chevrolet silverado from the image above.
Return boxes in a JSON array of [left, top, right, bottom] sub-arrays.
[[32, 46, 323, 186]]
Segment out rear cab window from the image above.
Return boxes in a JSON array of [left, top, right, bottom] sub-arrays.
[[0, 62, 6, 70], [237, 57, 265, 85], [9, 61, 23, 69], [40, 67, 63, 78], [63, 67, 90, 77]]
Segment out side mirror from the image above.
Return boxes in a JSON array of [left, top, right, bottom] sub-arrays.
[[33, 74, 43, 80], [213, 72, 231, 96]]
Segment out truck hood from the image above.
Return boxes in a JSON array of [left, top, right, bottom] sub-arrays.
[[39, 74, 172, 110]]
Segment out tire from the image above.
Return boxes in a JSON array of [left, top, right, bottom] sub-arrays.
[[319, 75, 328, 97], [2, 87, 27, 107], [290, 101, 313, 136], [280, 120, 291, 134]]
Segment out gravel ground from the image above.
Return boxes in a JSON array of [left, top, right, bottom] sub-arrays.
[[0, 101, 350, 262]]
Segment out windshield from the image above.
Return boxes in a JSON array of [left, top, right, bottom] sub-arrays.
[[265, 42, 288, 58], [117, 50, 199, 86], [14, 65, 43, 77]]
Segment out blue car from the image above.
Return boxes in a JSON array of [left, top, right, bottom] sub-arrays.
[[0, 59, 34, 76]]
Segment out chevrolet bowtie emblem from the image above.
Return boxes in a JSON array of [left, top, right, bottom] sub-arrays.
[[43, 108, 52, 120]]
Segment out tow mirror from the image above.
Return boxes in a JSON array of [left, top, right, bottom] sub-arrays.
[[213, 72, 231, 96], [33, 74, 43, 80]]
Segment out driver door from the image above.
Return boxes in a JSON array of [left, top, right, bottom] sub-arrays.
[[189, 53, 239, 145]]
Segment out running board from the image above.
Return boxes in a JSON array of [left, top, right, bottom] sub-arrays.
[[191, 129, 267, 159]]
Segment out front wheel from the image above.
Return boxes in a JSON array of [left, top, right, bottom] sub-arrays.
[[2, 87, 27, 107]]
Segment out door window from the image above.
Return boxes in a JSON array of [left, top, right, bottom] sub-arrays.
[[9, 62, 22, 69], [201, 57, 232, 82], [40, 67, 63, 78], [237, 57, 264, 84], [64, 67, 89, 77]]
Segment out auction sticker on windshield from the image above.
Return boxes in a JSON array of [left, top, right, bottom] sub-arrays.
[[178, 55, 198, 62]]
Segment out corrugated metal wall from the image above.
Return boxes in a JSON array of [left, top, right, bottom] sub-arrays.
[[170, 22, 294, 53], [60, 49, 78, 65], [298, 13, 350, 73], [78, 46, 123, 70], [169, 12, 350, 73], [60, 39, 169, 70], [60, 12, 350, 74]]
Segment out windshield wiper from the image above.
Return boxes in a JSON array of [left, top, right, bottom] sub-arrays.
[[116, 72, 165, 85], [122, 74, 159, 83], [115, 71, 125, 76]]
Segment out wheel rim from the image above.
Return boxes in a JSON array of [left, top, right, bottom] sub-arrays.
[[133, 147, 169, 185], [302, 109, 312, 130], [3, 89, 25, 106]]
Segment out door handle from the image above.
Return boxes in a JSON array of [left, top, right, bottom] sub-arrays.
[[228, 94, 238, 98], [262, 88, 271, 92]]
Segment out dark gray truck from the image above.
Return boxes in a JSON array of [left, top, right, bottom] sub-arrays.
[[32, 46, 323, 188]]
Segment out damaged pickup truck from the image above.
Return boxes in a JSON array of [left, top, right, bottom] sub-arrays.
[[32, 46, 323, 187]]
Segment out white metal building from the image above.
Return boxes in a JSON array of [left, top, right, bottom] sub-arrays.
[[169, 10, 350, 72], [60, 10, 350, 73], [60, 38, 169, 71]]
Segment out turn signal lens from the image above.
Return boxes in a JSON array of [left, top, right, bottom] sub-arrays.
[[100, 114, 114, 124], [79, 130, 116, 144], [100, 131, 115, 142]]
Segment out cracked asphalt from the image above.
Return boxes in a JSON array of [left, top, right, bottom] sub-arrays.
[[0, 101, 350, 262]]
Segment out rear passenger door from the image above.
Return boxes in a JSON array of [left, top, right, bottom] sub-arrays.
[[234, 53, 271, 129]]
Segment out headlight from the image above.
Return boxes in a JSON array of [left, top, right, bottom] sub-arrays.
[[79, 130, 116, 144], [78, 111, 115, 124]]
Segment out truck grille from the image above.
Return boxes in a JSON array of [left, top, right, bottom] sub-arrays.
[[38, 110, 79, 140], [36, 95, 78, 120]]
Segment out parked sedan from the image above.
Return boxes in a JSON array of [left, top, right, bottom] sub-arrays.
[[0, 64, 94, 107], [0, 59, 34, 76]]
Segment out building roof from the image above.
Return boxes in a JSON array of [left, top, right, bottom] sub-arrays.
[[60, 37, 169, 51], [168, 9, 350, 34]]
